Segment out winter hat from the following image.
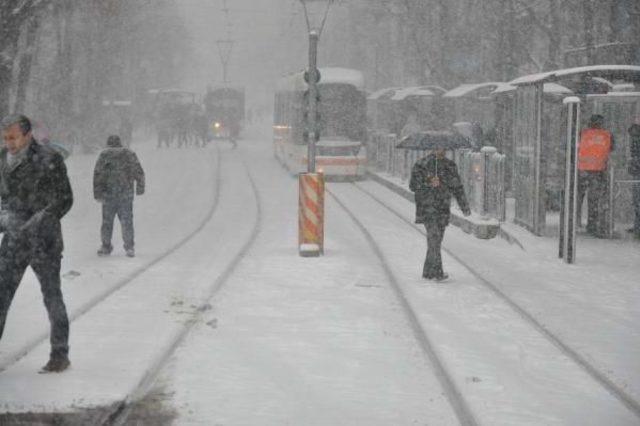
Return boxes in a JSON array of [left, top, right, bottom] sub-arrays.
[[107, 135, 122, 147]]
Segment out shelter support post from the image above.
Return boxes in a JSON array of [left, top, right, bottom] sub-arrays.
[[607, 165, 615, 239], [559, 97, 581, 264]]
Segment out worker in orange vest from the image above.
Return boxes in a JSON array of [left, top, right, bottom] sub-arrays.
[[576, 114, 614, 237]]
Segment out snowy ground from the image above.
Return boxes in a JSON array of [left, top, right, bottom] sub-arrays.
[[0, 129, 639, 425]]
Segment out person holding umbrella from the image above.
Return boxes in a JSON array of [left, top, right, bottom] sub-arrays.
[[406, 131, 471, 281]]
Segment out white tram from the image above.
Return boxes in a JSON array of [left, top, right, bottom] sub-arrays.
[[273, 67, 367, 179]]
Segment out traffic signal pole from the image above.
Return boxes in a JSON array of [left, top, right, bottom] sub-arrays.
[[298, 30, 324, 257], [307, 30, 319, 173]]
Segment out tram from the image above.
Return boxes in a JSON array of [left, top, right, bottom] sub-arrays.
[[204, 86, 245, 139], [273, 67, 367, 179]]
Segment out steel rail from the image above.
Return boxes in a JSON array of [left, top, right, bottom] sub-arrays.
[[327, 187, 479, 426], [352, 181, 640, 420]]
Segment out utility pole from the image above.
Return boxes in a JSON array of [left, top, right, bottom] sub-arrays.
[[298, 0, 333, 258], [217, 0, 235, 84], [216, 39, 235, 84]]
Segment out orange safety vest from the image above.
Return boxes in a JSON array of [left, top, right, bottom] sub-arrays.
[[578, 128, 612, 171]]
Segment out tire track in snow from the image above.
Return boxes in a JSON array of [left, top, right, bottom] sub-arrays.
[[0, 146, 222, 373], [351, 181, 640, 421], [102, 146, 263, 426], [327, 187, 479, 426]]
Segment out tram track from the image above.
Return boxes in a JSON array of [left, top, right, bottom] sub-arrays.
[[101, 148, 263, 426], [348, 180, 640, 421], [0, 146, 222, 374], [327, 187, 479, 426]]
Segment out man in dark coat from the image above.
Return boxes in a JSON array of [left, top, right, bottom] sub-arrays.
[[409, 148, 471, 281], [576, 114, 614, 237], [0, 114, 73, 373], [628, 123, 640, 238], [93, 135, 145, 257]]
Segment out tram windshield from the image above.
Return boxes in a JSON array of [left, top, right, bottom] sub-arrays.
[[318, 84, 366, 141]]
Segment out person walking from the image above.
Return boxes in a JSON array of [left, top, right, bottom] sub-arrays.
[[0, 114, 73, 373], [409, 147, 471, 281], [576, 114, 614, 237], [627, 122, 640, 238], [93, 135, 145, 257]]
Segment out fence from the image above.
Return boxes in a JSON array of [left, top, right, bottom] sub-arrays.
[[367, 131, 507, 222]]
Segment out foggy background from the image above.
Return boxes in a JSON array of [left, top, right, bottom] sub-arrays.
[[0, 0, 638, 144]]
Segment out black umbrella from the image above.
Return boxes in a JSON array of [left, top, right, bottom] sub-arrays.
[[396, 130, 471, 151], [397, 130, 471, 178]]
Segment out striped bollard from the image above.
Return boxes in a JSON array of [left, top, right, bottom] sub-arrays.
[[299, 172, 324, 257]]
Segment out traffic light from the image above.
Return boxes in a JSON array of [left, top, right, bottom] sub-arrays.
[[303, 68, 321, 84]]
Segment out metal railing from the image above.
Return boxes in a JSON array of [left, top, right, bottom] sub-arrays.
[[366, 131, 507, 222]]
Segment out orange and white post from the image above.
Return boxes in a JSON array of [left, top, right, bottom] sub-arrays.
[[298, 172, 325, 257]]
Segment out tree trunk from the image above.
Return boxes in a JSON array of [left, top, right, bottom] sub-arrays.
[[546, 0, 561, 70], [435, 0, 452, 83], [0, 1, 22, 118], [583, 0, 595, 64], [14, 17, 40, 113]]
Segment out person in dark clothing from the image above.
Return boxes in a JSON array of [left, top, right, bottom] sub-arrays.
[[93, 135, 145, 257], [409, 148, 471, 281], [0, 114, 73, 373], [627, 123, 640, 238], [576, 114, 614, 237]]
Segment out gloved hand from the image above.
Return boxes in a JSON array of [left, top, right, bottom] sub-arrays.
[[19, 210, 46, 235], [0, 210, 24, 235]]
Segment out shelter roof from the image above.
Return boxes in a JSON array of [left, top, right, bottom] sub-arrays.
[[390, 86, 436, 101], [491, 82, 572, 95], [443, 82, 513, 98], [368, 87, 401, 100], [509, 65, 640, 86]]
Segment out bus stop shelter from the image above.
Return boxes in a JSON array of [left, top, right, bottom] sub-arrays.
[[508, 65, 640, 239]]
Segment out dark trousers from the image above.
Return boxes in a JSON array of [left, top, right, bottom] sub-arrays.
[[102, 198, 134, 250], [633, 182, 640, 234], [0, 237, 69, 359], [577, 170, 608, 235], [423, 218, 448, 279]]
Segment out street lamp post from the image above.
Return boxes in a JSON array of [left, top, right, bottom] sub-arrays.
[[307, 30, 319, 172], [300, 0, 333, 172], [298, 0, 333, 258]]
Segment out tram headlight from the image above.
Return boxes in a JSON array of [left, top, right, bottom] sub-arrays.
[[214, 122, 221, 129]]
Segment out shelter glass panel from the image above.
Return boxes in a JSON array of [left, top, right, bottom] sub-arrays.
[[513, 86, 538, 230]]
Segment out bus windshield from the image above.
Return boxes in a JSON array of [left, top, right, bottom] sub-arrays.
[[317, 84, 366, 141]]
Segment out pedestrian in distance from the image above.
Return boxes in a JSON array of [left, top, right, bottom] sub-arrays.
[[0, 114, 73, 373], [409, 147, 471, 282], [576, 114, 614, 237], [93, 135, 145, 257], [227, 109, 240, 150], [627, 122, 640, 239]]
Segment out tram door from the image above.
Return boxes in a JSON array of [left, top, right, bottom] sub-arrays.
[[589, 93, 640, 233]]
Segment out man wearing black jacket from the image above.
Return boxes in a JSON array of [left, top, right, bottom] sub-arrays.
[[628, 123, 640, 238], [410, 148, 471, 281], [93, 135, 145, 257], [0, 115, 73, 373]]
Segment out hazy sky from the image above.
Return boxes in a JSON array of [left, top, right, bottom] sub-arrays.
[[177, 0, 308, 106]]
